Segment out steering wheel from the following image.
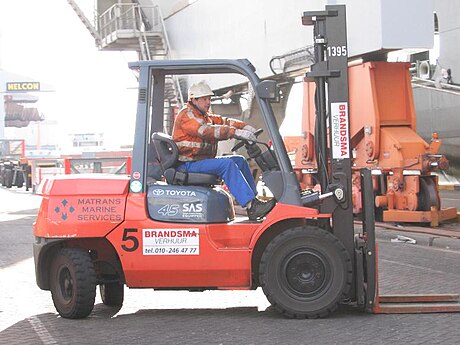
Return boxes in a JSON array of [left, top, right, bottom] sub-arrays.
[[231, 128, 263, 152]]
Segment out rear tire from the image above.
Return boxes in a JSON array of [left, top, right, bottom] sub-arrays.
[[259, 226, 352, 319], [100, 282, 124, 307], [50, 248, 96, 319]]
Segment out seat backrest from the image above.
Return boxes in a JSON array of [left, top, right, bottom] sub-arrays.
[[149, 132, 220, 187], [148, 132, 178, 180]]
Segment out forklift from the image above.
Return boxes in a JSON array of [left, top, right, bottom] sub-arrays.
[[33, 5, 460, 319]]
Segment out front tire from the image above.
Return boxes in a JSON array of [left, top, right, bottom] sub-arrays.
[[100, 282, 124, 307], [50, 248, 96, 319], [259, 226, 352, 319]]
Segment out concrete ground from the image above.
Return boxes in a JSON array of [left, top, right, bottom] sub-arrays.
[[1, 187, 460, 344]]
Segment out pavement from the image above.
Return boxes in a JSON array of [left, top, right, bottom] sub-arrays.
[[2, 187, 460, 344]]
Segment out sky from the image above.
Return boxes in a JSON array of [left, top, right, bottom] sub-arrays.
[[0, 0, 139, 149], [0, 0, 306, 152]]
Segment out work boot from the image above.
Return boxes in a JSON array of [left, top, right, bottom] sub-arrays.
[[247, 198, 276, 221]]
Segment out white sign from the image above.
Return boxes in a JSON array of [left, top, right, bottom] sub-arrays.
[[142, 228, 200, 255], [331, 102, 350, 159]]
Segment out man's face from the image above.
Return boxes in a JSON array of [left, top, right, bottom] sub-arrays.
[[192, 96, 211, 113]]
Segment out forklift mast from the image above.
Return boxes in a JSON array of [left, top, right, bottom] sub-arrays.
[[303, 5, 460, 314], [302, 5, 355, 278]]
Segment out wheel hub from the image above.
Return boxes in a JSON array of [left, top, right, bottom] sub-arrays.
[[284, 250, 329, 297], [58, 267, 74, 302]]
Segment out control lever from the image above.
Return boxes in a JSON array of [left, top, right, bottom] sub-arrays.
[[301, 191, 333, 206]]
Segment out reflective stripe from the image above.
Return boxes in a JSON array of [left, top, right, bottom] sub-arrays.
[[173, 103, 242, 161], [197, 125, 207, 137], [214, 126, 221, 139], [176, 140, 202, 148], [186, 109, 195, 119], [202, 142, 213, 150], [177, 140, 213, 150], [227, 118, 238, 126], [178, 155, 194, 161], [186, 109, 205, 125]]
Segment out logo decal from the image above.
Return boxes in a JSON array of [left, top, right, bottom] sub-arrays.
[[331, 102, 350, 159], [151, 189, 197, 197], [54, 199, 75, 221], [6, 81, 40, 92], [142, 228, 200, 255], [151, 189, 165, 196]]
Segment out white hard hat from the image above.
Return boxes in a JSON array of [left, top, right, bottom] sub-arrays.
[[188, 81, 214, 99]]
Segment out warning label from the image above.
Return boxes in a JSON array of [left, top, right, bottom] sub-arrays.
[[142, 228, 200, 255]]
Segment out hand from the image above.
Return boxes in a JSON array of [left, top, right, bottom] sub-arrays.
[[234, 129, 257, 142], [243, 124, 257, 133]]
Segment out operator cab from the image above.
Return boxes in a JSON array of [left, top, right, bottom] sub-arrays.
[[128, 60, 302, 224]]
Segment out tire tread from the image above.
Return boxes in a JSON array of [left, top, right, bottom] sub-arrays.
[[50, 248, 97, 319], [259, 226, 352, 319]]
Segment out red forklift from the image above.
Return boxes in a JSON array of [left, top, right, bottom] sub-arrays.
[[33, 5, 460, 319]]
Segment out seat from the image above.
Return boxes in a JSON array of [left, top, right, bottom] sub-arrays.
[[149, 132, 220, 186]]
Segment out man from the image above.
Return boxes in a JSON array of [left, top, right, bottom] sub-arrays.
[[172, 81, 275, 221]]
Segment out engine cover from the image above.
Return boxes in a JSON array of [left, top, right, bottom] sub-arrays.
[[147, 184, 235, 223]]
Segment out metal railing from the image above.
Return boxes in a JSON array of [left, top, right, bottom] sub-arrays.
[[98, 4, 162, 39], [98, 3, 183, 106], [63, 157, 132, 175], [0, 139, 25, 159], [270, 45, 316, 75], [157, 5, 184, 105], [67, 0, 102, 45], [412, 77, 460, 96], [67, 2, 184, 133]]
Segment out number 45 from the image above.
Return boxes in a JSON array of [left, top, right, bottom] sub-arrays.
[[158, 204, 179, 216]]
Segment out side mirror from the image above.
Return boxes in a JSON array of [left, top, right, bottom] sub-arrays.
[[256, 80, 280, 102]]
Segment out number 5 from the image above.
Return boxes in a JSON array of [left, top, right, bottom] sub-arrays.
[[122, 228, 139, 252]]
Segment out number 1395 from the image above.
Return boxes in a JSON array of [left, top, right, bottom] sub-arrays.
[[327, 45, 347, 57]]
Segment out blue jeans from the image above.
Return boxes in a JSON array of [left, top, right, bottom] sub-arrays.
[[178, 155, 257, 207]]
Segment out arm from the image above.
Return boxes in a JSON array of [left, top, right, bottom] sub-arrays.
[[209, 114, 256, 133], [179, 110, 236, 141]]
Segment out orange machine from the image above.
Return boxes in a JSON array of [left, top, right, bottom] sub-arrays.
[[285, 61, 457, 226]]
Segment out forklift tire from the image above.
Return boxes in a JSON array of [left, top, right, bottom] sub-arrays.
[[50, 248, 97, 319], [14, 170, 24, 188], [259, 226, 352, 319], [4, 169, 13, 188], [99, 282, 124, 307]]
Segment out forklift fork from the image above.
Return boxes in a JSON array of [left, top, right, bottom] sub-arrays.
[[360, 168, 460, 314]]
